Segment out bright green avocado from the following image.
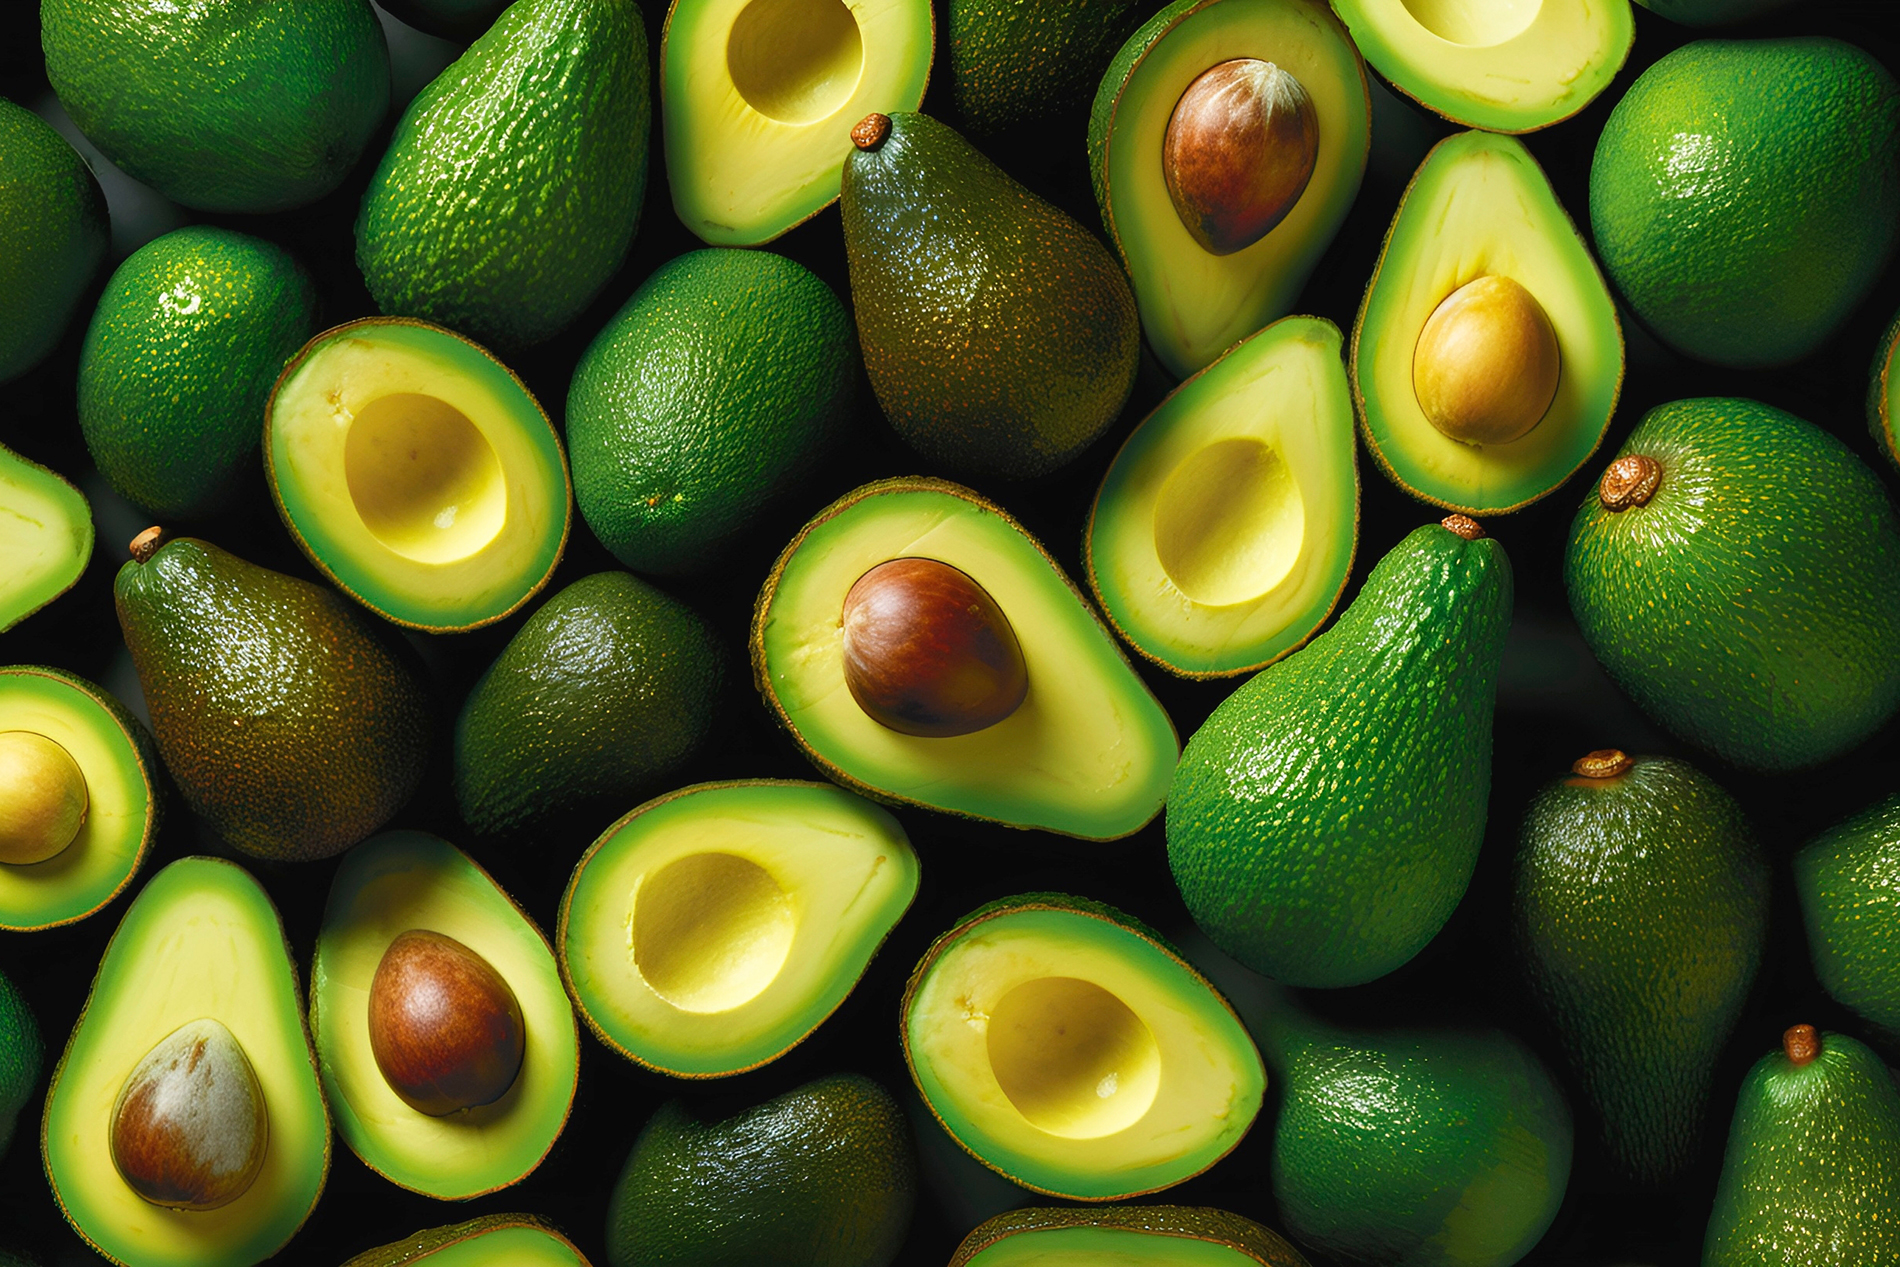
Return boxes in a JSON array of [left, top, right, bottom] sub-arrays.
[[1870, 306, 1900, 469], [267, 317, 571, 632], [0, 443, 91, 633], [1353, 130, 1623, 515], [950, 1207, 1311, 1266], [0, 99, 106, 383], [0, 965, 40, 1157], [310, 831, 579, 1200], [1795, 795, 1900, 1043], [1086, 315, 1358, 677], [344, 1215, 592, 1267], [950, 0, 1143, 134], [559, 780, 919, 1078], [42, 857, 330, 1267], [753, 478, 1178, 840]]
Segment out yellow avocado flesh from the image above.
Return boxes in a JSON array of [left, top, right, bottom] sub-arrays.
[[0, 441, 92, 633], [42, 858, 329, 1267], [964, 1226, 1266, 1266], [309, 832, 578, 1200], [662, 0, 932, 245], [560, 781, 919, 1077], [1088, 315, 1356, 677]]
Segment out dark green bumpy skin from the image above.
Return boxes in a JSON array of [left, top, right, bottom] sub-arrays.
[[949, 0, 1146, 134], [0, 100, 106, 383], [1795, 794, 1900, 1043], [0, 966, 42, 1158]]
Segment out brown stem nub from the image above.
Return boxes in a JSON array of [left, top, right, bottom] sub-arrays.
[[1784, 1024, 1820, 1067], [129, 527, 166, 564], [1571, 749, 1634, 779], [1599, 454, 1662, 511], [851, 114, 892, 151], [1441, 513, 1484, 541]]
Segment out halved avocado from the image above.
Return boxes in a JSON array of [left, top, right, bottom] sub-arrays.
[[309, 831, 578, 1201], [752, 478, 1178, 840], [951, 1207, 1311, 1266], [42, 857, 329, 1267], [1089, 0, 1369, 379], [342, 1214, 591, 1267], [265, 318, 571, 633], [1086, 315, 1357, 678], [1870, 306, 1900, 469], [662, 0, 933, 245], [0, 443, 91, 633], [903, 894, 1264, 1200], [1331, 0, 1631, 132], [559, 780, 919, 1078], [1352, 131, 1623, 515], [0, 666, 160, 931]]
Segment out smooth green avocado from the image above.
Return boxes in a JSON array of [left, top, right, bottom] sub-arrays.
[[0, 98, 106, 383], [0, 965, 40, 1158], [0, 443, 91, 634], [951, 1207, 1312, 1266], [343, 1215, 592, 1267], [1795, 794, 1900, 1043]]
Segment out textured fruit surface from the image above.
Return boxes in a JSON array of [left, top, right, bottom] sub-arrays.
[[342, 1214, 590, 1266], [1795, 795, 1900, 1042], [0, 965, 40, 1158], [0, 443, 92, 634], [1634, 0, 1792, 21], [950, 1206, 1312, 1266], [950, 0, 1144, 134], [0, 98, 106, 382]]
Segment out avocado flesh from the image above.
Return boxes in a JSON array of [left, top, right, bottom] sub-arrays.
[[42, 857, 329, 1267], [954, 1208, 1310, 1267], [1354, 131, 1622, 514], [1089, 0, 1369, 379], [560, 781, 919, 1078], [0, 99, 107, 384], [1869, 306, 1900, 469], [1087, 315, 1357, 678], [1795, 795, 1900, 1043], [0, 443, 92, 633], [267, 318, 571, 632], [904, 896, 1264, 1200], [662, 0, 932, 245], [346, 1217, 588, 1266], [754, 479, 1177, 840], [310, 832, 579, 1201]]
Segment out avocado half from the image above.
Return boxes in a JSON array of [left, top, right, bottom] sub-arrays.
[[559, 780, 919, 1078], [0, 666, 160, 931], [309, 831, 579, 1200], [951, 1207, 1312, 1266], [265, 317, 571, 633], [342, 1214, 591, 1267], [752, 478, 1177, 840], [0, 443, 91, 634]]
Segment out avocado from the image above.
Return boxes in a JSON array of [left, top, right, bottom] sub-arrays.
[[41, 857, 329, 1267], [1633, 0, 1792, 22], [115, 531, 434, 862], [344, 1215, 592, 1267], [951, 1207, 1312, 1266], [266, 317, 572, 632], [753, 478, 1177, 840], [1795, 795, 1900, 1044], [1870, 306, 1900, 470], [605, 1073, 916, 1267], [1086, 315, 1358, 678], [0, 966, 39, 1157], [40, 0, 389, 213], [1352, 130, 1623, 515], [1514, 751, 1768, 1186], [1168, 518, 1511, 987], [0, 443, 92, 634], [0, 99, 106, 383], [356, 0, 650, 349], [904, 894, 1263, 1200], [661, 0, 931, 245], [842, 112, 1138, 478], [454, 571, 724, 839], [81, 227, 318, 520], [950, 0, 1143, 134], [567, 249, 855, 575], [377, 0, 511, 41], [1089, 0, 1370, 378], [0, 665, 161, 932], [1566, 398, 1900, 771], [1590, 38, 1900, 369]]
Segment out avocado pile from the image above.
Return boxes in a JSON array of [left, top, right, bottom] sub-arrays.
[[4, 0, 1900, 1262]]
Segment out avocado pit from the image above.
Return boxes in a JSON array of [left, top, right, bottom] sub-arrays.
[[0, 729, 88, 864], [1412, 274, 1561, 446], [368, 929, 526, 1116], [110, 1018, 269, 1211], [1163, 59, 1319, 257]]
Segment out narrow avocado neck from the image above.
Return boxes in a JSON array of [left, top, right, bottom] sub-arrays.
[[1599, 455, 1662, 511], [1570, 749, 1633, 780], [1440, 513, 1484, 541], [129, 526, 166, 564], [1784, 1024, 1820, 1067], [852, 113, 891, 152]]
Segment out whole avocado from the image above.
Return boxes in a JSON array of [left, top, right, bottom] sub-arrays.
[[0, 100, 106, 383], [0, 966, 40, 1158], [1795, 795, 1900, 1043]]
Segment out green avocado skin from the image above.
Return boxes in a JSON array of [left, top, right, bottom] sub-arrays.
[[357, 0, 649, 350], [949, 0, 1145, 134], [1589, 38, 1900, 368], [41, 0, 389, 214], [1167, 523, 1512, 988], [605, 1074, 916, 1267], [1633, 0, 1793, 22], [1566, 398, 1900, 771], [1514, 756, 1768, 1187], [79, 227, 318, 519], [0, 100, 106, 383], [1795, 794, 1900, 1042], [0, 966, 42, 1158], [567, 249, 855, 576]]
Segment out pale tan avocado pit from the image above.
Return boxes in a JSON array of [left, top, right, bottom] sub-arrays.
[[0, 729, 89, 864], [1151, 436, 1305, 606], [1398, 0, 1542, 47], [727, 0, 865, 124], [342, 392, 507, 565], [110, 1018, 269, 1212], [985, 976, 1161, 1139], [1412, 274, 1560, 447], [630, 852, 796, 1013], [1163, 59, 1319, 257]]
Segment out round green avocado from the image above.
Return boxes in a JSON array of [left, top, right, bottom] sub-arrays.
[[1795, 795, 1900, 1043], [0, 100, 106, 384], [343, 1214, 591, 1267], [951, 1207, 1311, 1267]]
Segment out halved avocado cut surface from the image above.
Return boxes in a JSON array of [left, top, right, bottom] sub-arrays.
[[753, 479, 1177, 840], [560, 780, 919, 1078], [309, 831, 579, 1201], [1090, 0, 1369, 379], [952, 1207, 1311, 1266], [0, 443, 92, 634], [1087, 315, 1357, 678], [266, 318, 571, 633], [42, 858, 329, 1267], [1353, 131, 1622, 515], [342, 1214, 591, 1266], [662, 0, 933, 244], [904, 895, 1264, 1200], [0, 666, 159, 931]]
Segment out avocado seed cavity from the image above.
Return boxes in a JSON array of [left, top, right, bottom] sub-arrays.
[[110, 1018, 269, 1211], [1413, 274, 1561, 446], [1163, 59, 1319, 257], [368, 929, 526, 1117], [0, 730, 89, 865]]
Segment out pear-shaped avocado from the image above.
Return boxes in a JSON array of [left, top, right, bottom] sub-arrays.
[[1795, 794, 1900, 1043], [344, 1214, 592, 1266], [0, 443, 92, 634], [841, 113, 1138, 478], [951, 1206, 1311, 1266], [0, 966, 40, 1158], [0, 99, 106, 383], [1168, 517, 1511, 987]]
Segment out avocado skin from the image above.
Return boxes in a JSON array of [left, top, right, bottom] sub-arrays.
[[568, 249, 855, 575], [1633, 0, 1792, 22], [950, 1207, 1311, 1266], [1566, 398, 1900, 771], [342, 1214, 582, 1266], [1167, 522, 1512, 987], [357, 0, 650, 350], [1514, 756, 1768, 1187], [40, 0, 389, 214], [1589, 38, 1900, 368], [114, 537, 433, 862], [949, 0, 1145, 134], [80, 227, 318, 519], [0, 966, 41, 1158], [842, 112, 1139, 479], [605, 1073, 916, 1267], [1795, 795, 1900, 1044], [0, 100, 106, 384]]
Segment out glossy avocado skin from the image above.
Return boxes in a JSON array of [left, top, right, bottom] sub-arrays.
[[1633, 0, 1792, 21], [1795, 795, 1900, 1042], [0, 99, 106, 384], [0, 966, 41, 1158], [948, 0, 1145, 134]]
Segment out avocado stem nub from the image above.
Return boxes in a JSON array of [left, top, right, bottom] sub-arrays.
[[852, 114, 892, 152], [1784, 1024, 1820, 1067], [1599, 454, 1662, 512], [129, 526, 166, 564], [1440, 513, 1484, 541], [1571, 748, 1634, 779]]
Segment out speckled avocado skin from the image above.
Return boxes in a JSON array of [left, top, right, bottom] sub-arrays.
[[1565, 398, 1900, 771], [1166, 522, 1512, 988], [1514, 756, 1768, 1187], [950, 1206, 1312, 1266], [0, 100, 106, 384], [1795, 795, 1900, 1043], [949, 0, 1145, 134], [0, 965, 41, 1158]]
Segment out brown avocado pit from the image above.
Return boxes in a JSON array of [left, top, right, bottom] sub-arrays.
[[0, 729, 89, 864], [368, 928, 526, 1117], [1162, 58, 1320, 258], [1411, 274, 1561, 447], [110, 1017, 269, 1211]]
